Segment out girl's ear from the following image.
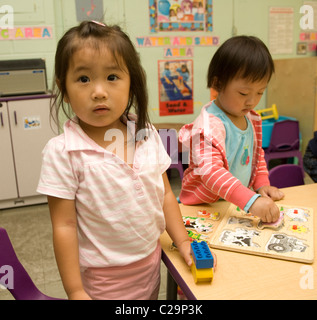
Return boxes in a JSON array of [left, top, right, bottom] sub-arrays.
[[56, 79, 69, 103], [211, 76, 221, 92]]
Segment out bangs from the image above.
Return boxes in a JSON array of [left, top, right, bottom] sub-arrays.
[[71, 36, 129, 73], [207, 35, 274, 90], [237, 49, 274, 83]]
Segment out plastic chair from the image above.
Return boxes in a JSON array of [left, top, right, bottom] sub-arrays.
[[158, 128, 184, 180], [0, 227, 64, 300], [268, 164, 305, 188], [264, 120, 304, 176]]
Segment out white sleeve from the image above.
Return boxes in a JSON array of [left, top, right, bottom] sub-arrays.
[[37, 137, 78, 200]]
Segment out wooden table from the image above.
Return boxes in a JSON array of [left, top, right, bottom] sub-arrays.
[[160, 184, 317, 300]]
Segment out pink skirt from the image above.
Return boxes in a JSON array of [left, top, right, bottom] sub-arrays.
[[81, 241, 161, 300]]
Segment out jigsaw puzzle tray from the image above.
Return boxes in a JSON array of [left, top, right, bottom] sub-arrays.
[[207, 204, 314, 263]]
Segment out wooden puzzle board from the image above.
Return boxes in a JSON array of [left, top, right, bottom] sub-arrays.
[[208, 204, 314, 264]]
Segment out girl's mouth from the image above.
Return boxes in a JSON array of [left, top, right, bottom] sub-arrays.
[[94, 105, 109, 114]]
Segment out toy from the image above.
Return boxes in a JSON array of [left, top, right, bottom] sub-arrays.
[[257, 211, 284, 230], [191, 261, 213, 284], [197, 210, 210, 218], [186, 229, 209, 243], [197, 210, 220, 221], [183, 216, 213, 233], [170, 227, 209, 251], [190, 241, 214, 283], [209, 204, 314, 263], [257, 103, 279, 120]]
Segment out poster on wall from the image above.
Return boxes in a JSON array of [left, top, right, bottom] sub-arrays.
[[158, 59, 193, 116], [269, 7, 294, 54], [149, 0, 213, 32], [75, 0, 104, 22]]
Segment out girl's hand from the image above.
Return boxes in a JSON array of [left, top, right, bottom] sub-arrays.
[[258, 185, 284, 200], [178, 240, 218, 271], [249, 196, 280, 222], [176, 239, 192, 267]]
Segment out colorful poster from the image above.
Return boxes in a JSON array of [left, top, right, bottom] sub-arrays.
[[158, 59, 193, 116], [149, 0, 213, 32], [75, 0, 104, 22]]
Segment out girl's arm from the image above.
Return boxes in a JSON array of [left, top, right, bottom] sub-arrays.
[[193, 138, 280, 222], [47, 196, 91, 300], [162, 173, 192, 266]]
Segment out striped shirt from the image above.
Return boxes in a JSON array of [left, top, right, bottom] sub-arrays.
[[179, 102, 270, 209], [37, 117, 171, 268]]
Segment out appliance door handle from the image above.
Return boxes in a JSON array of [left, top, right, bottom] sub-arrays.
[[0, 112, 3, 127], [14, 111, 17, 125]]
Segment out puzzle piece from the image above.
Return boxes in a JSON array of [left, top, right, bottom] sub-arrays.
[[289, 224, 309, 234], [197, 210, 220, 221], [257, 211, 284, 230], [183, 216, 213, 233]]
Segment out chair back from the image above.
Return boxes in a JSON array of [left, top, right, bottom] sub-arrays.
[[158, 128, 184, 179], [158, 128, 179, 164], [268, 164, 305, 188], [268, 120, 300, 152], [0, 227, 63, 300]]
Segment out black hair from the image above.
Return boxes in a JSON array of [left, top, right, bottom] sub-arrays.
[[51, 21, 150, 132], [207, 35, 274, 91]]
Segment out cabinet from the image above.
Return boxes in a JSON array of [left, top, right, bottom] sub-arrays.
[[0, 95, 57, 209]]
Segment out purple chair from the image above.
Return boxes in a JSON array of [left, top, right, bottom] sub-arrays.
[[268, 164, 305, 188], [264, 120, 304, 176], [158, 129, 184, 180], [0, 227, 64, 300]]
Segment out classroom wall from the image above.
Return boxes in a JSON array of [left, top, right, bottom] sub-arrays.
[[0, 0, 314, 125]]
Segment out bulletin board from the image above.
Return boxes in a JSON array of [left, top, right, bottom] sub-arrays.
[[149, 0, 213, 33], [140, 0, 218, 119]]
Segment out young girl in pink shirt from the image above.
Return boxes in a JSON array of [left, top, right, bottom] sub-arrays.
[[179, 36, 284, 222], [37, 21, 191, 300]]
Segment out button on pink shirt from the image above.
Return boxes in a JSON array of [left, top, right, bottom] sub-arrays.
[[37, 118, 171, 268]]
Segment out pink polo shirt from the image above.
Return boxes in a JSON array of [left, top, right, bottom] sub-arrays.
[[37, 118, 171, 268]]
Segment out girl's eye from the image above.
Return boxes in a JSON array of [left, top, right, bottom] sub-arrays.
[[239, 92, 247, 96], [108, 74, 118, 81], [79, 76, 90, 83]]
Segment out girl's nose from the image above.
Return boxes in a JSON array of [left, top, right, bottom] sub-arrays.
[[92, 84, 108, 100], [245, 95, 255, 107]]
